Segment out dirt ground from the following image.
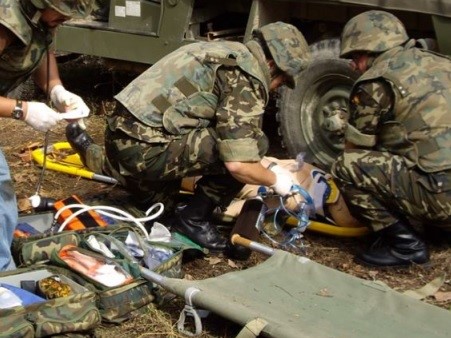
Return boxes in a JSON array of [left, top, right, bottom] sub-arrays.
[[3, 55, 450, 337]]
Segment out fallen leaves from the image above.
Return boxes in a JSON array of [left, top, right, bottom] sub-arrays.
[[227, 259, 238, 268], [16, 141, 42, 162], [434, 291, 451, 302], [17, 197, 32, 212], [204, 257, 222, 266]]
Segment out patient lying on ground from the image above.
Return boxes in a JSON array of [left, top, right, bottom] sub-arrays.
[[181, 156, 363, 229]]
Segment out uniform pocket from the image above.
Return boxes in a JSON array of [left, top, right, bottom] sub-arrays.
[[417, 171, 451, 193]]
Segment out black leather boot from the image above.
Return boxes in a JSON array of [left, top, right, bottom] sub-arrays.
[[172, 193, 227, 252], [66, 123, 94, 165], [357, 222, 429, 267]]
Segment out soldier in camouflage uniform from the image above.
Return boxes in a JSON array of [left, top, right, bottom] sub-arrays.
[[332, 10, 451, 267], [0, 0, 93, 270], [67, 22, 311, 252]]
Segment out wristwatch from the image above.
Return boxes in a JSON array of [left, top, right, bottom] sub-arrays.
[[11, 100, 24, 120]]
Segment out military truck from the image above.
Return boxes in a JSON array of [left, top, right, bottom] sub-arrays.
[[55, 0, 451, 169]]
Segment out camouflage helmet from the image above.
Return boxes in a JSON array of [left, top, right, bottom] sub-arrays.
[[340, 10, 408, 58], [254, 21, 311, 88], [31, 0, 93, 18]]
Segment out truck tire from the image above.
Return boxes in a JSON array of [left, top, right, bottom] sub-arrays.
[[309, 38, 341, 59], [277, 58, 358, 170]]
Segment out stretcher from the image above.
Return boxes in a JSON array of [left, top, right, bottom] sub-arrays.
[[140, 235, 450, 338]]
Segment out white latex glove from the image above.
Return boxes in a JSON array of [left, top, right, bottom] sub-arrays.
[[269, 164, 295, 196], [25, 102, 63, 132], [50, 84, 90, 116]]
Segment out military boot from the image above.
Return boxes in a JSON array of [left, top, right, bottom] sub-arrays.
[[172, 193, 227, 252], [357, 222, 429, 267], [66, 122, 94, 165]]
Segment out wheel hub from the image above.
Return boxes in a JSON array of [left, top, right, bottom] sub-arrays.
[[323, 108, 347, 135]]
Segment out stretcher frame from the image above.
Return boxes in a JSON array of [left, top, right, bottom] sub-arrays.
[[140, 235, 451, 338]]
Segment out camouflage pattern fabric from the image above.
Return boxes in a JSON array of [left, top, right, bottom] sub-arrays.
[[103, 115, 252, 208], [85, 26, 311, 209], [114, 41, 269, 131], [48, 244, 158, 323], [0, 0, 50, 95], [31, 0, 93, 18], [344, 80, 393, 148], [12, 223, 161, 324], [1, 294, 100, 338], [95, 279, 156, 323], [340, 10, 408, 58], [254, 21, 311, 88], [75, 228, 201, 322], [332, 150, 451, 232], [0, 266, 101, 337], [0, 313, 34, 338], [12, 223, 140, 267], [12, 231, 80, 266], [349, 45, 451, 172], [333, 41, 451, 232], [97, 50, 270, 208]]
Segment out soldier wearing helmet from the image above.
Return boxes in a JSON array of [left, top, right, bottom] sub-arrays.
[[331, 10, 451, 267], [66, 21, 311, 254], [0, 0, 92, 271]]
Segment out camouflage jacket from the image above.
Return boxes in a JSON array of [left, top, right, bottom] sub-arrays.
[[349, 45, 451, 173], [0, 0, 50, 95], [113, 40, 270, 161]]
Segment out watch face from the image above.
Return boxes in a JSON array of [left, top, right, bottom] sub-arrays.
[[12, 107, 24, 120]]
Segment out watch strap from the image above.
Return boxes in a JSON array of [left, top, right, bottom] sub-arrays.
[[12, 100, 24, 120]]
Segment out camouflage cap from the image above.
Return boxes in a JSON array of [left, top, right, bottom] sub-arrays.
[[31, 0, 93, 18], [255, 21, 311, 88], [340, 10, 408, 58]]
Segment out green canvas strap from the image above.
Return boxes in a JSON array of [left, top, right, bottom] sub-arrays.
[[235, 318, 268, 338], [177, 287, 205, 336]]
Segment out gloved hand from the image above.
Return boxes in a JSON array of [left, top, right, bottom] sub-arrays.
[[25, 102, 63, 132], [269, 164, 295, 196], [50, 84, 90, 116]]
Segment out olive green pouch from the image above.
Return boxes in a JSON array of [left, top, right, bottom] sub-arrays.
[[12, 212, 130, 267]]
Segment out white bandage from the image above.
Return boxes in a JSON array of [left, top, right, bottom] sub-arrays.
[[269, 164, 294, 196], [50, 85, 90, 118]]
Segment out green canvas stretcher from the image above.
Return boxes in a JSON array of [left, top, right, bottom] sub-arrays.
[[141, 244, 450, 338]]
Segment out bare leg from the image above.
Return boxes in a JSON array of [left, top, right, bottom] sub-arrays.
[[181, 157, 363, 228]]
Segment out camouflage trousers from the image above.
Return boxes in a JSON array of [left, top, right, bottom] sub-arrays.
[[331, 149, 451, 232], [86, 127, 245, 211]]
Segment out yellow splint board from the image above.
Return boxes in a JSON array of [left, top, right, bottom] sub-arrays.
[[31, 142, 118, 184]]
